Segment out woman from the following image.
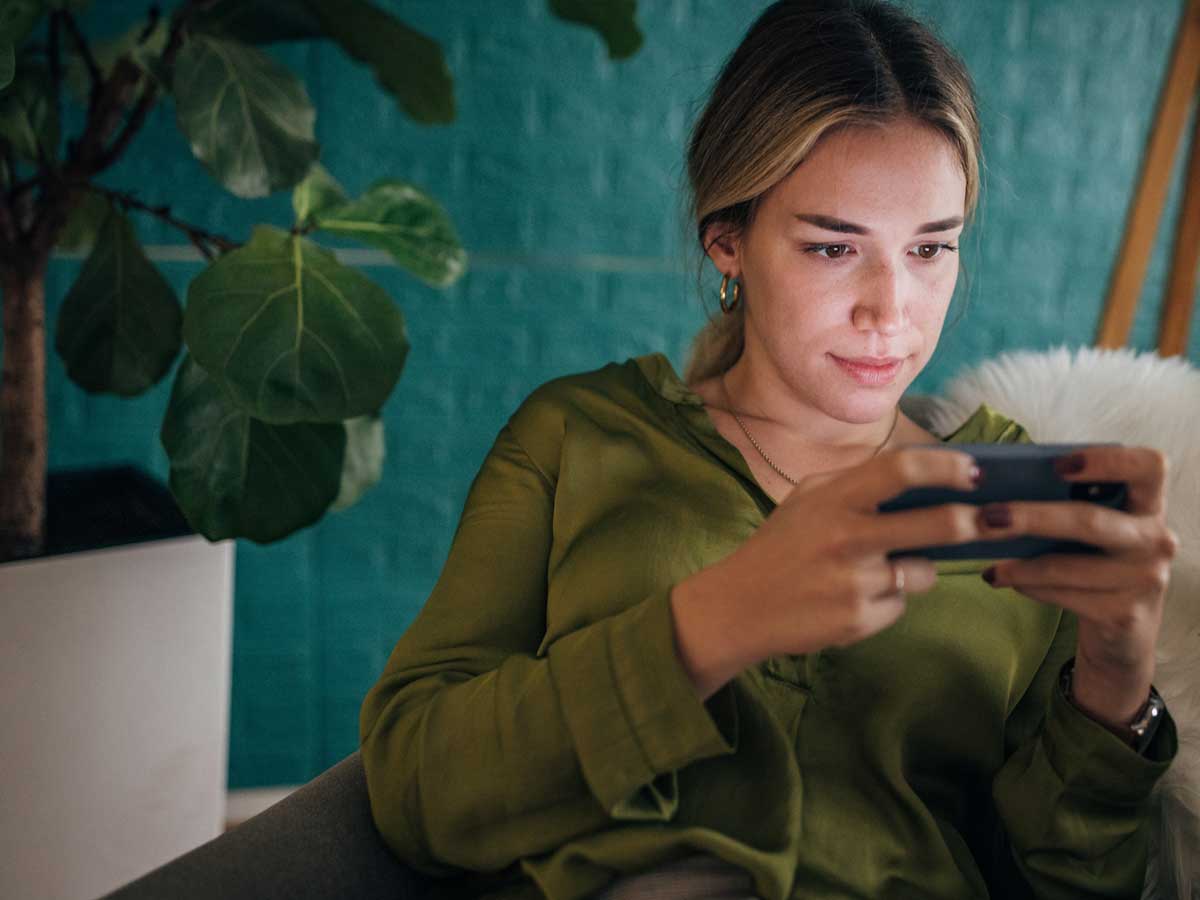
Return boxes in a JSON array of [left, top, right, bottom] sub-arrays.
[[360, 2, 1179, 897]]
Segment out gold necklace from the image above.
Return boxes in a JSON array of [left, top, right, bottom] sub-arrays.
[[720, 372, 900, 486]]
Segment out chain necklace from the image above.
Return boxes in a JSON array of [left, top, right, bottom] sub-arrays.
[[720, 372, 900, 486]]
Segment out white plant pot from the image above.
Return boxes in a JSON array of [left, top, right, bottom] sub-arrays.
[[0, 534, 235, 900]]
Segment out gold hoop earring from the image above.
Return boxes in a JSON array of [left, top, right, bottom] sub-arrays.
[[719, 274, 741, 314]]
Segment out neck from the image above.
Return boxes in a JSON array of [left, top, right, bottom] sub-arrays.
[[720, 357, 901, 457]]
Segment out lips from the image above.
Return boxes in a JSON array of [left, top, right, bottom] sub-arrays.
[[829, 353, 904, 386], [835, 356, 903, 366]]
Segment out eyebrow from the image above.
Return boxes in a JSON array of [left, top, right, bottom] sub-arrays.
[[794, 213, 964, 236]]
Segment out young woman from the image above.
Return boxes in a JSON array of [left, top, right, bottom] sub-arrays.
[[360, 2, 1179, 897]]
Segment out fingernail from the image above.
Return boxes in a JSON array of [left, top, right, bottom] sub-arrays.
[[979, 503, 1012, 529], [1054, 453, 1085, 476], [969, 464, 983, 488], [982, 566, 997, 586]]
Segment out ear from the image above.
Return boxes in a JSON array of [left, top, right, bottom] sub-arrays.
[[701, 220, 741, 278]]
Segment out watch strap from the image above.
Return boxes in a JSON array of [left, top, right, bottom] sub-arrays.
[[1058, 657, 1166, 755]]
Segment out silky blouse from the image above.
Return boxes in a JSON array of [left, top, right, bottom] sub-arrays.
[[360, 352, 1177, 900]]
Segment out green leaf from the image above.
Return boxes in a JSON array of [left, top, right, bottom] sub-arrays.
[[312, 179, 466, 288], [54, 204, 183, 396], [56, 188, 110, 252], [0, 0, 47, 46], [548, 0, 643, 59], [300, 0, 454, 124], [0, 56, 59, 161], [292, 161, 347, 228], [160, 354, 346, 543], [0, 44, 13, 90], [183, 224, 410, 425], [330, 413, 384, 512], [190, 0, 324, 44], [171, 34, 319, 198], [64, 15, 169, 101]]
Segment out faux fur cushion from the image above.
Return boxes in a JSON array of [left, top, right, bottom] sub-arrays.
[[901, 344, 1200, 900]]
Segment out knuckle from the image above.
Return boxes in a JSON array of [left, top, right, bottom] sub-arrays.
[[847, 565, 875, 598], [893, 449, 922, 484], [1158, 527, 1180, 559], [844, 589, 871, 619], [826, 524, 856, 558], [950, 504, 979, 541], [1148, 561, 1172, 592], [1080, 505, 1106, 534]]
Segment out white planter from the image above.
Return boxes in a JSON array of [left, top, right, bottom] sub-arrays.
[[0, 534, 235, 900]]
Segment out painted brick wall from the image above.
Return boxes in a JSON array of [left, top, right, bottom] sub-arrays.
[[32, 0, 1199, 787]]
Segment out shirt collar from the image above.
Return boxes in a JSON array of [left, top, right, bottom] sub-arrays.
[[632, 352, 706, 407]]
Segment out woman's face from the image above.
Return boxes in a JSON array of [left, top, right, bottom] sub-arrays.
[[708, 118, 968, 426]]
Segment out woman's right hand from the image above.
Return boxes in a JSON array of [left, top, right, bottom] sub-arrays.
[[669, 447, 985, 699]]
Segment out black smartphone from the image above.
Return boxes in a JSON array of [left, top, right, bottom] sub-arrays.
[[877, 442, 1129, 560]]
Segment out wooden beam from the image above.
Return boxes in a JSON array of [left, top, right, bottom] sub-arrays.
[[1157, 97, 1200, 356], [1097, 0, 1200, 349]]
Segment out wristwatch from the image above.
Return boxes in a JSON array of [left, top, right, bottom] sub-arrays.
[[1059, 657, 1166, 755]]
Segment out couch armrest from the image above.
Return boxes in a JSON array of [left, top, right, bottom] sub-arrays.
[[99, 750, 439, 900]]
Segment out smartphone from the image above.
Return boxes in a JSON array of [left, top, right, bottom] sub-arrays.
[[877, 442, 1128, 560]]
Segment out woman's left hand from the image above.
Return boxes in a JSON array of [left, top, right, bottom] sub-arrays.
[[977, 446, 1179, 720]]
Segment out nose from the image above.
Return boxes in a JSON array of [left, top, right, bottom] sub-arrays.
[[851, 261, 907, 335]]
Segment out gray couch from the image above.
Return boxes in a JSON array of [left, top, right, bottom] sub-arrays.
[[99, 750, 456, 900]]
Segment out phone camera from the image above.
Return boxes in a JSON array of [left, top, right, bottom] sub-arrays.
[[1068, 481, 1127, 506]]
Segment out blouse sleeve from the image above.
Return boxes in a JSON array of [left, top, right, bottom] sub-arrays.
[[989, 604, 1178, 898], [358, 402, 738, 876]]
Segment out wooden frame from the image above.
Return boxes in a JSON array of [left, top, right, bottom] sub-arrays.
[[1097, 0, 1200, 356]]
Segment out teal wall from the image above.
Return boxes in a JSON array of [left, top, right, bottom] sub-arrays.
[[35, 0, 1198, 787]]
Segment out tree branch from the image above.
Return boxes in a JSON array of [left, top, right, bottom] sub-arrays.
[[27, 0, 227, 257], [85, 0, 201, 175], [88, 75, 159, 173], [88, 183, 240, 260], [59, 9, 101, 111]]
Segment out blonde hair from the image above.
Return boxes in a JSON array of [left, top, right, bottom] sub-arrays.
[[680, 0, 984, 387]]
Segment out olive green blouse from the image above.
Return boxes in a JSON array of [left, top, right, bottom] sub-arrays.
[[359, 352, 1177, 900]]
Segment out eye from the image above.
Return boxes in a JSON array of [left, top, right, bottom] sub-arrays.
[[804, 243, 854, 260], [913, 242, 959, 261]]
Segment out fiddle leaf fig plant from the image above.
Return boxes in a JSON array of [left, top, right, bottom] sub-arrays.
[[0, 0, 643, 562]]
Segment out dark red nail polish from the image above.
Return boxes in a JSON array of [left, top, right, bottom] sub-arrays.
[[982, 566, 996, 585], [980, 503, 1011, 529], [1054, 453, 1085, 476]]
